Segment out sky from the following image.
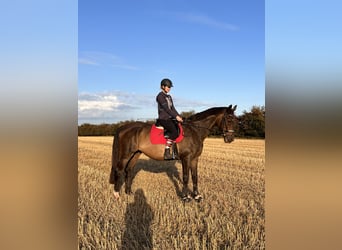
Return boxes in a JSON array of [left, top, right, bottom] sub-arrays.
[[78, 0, 265, 124]]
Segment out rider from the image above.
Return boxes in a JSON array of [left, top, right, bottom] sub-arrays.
[[156, 78, 183, 160]]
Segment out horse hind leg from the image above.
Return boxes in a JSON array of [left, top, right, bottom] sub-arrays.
[[124, 151, 142, 195]]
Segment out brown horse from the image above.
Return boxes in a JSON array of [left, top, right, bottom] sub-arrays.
[[109, 105, 237, 202]]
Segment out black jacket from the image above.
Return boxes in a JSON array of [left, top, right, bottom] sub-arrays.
[[156, 91, 180, 120]]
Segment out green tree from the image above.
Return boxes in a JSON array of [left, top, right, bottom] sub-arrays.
[[239, 105, 265, 138], [180, 110, 195, 119]]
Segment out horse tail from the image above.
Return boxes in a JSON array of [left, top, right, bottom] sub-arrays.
[[109, 127, 120, 184]]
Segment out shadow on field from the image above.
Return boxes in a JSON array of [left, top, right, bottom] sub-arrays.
[[121, 189, 153, 250], [133, 159, 182, 197]]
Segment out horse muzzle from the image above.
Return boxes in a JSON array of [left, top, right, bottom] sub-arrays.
[[223, 130, 234, 143]]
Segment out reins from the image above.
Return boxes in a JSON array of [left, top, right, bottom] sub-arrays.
[[181, 121, 213, 132], [182, 113, 235, 135], [169, 118, 213, 132]]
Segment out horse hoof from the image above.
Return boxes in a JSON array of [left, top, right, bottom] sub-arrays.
[[194, 194, 203, 202], [113, 191, 120, 200], [182, 195, 192, 202], [125, 189, 133, 195]]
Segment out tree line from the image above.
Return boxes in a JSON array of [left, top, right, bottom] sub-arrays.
[[78, 105, 265, 138]]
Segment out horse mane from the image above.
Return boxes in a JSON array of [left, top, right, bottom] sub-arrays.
[[186, 107, 227, 122]]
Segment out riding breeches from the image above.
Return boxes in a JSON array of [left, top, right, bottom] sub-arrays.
[[156, 119, 179, 140]]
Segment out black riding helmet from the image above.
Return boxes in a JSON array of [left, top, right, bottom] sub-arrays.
[[160, 78, 173, 88]]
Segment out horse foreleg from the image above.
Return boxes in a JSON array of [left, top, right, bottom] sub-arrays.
[[124, 152, 141, 195], [181, 157, 192, 202], [190, 158, 202, 202]]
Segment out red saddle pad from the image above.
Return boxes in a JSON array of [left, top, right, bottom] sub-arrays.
[[150, 124, 184, 144]]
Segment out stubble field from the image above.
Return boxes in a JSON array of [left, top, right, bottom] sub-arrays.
[[78, 137, 265, 249]]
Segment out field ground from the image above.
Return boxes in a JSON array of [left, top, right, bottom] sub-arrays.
[[78, 137, 265, 249]]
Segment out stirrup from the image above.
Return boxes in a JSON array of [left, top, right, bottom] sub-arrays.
[[172, 144, 180, 160], [164, 148, 173, 160]]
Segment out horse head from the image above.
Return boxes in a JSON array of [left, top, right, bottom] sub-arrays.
[[222, 105, 237, 143]]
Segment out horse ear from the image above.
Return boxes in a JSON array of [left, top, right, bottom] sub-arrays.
[[233, 105, 237, 111], [228, 104, 232, 109]]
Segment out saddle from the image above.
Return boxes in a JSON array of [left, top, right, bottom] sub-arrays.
[[150, 122, 184, 144]]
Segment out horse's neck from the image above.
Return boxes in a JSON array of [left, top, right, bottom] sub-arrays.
[[193, 115, 220, 137], [200, 115, 219, 128]]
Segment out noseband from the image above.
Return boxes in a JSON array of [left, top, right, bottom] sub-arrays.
[[222, 112, 235, 136]]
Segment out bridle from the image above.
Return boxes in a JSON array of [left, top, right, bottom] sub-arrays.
[[221, 111, 235, 136]]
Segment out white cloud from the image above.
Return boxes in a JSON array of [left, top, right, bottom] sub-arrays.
[[165, 11, 239, 31], [78, 95, 121, 111], [78, 92, 134, 112], [78, 91, 154, 123], [78, 58, 98, 65], [78, 51, 139, 70], [182, 13, 238, 31], [110, 64, 140, 71]]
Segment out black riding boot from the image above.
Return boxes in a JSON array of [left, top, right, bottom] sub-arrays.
[[164, 147, 173, 160], [172, 144, 180, 160]]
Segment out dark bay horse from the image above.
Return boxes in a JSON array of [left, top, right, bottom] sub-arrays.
[[109, 105, 237, 202]]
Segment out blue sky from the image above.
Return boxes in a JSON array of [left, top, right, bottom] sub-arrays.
[[78, 0, 264, 124]]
